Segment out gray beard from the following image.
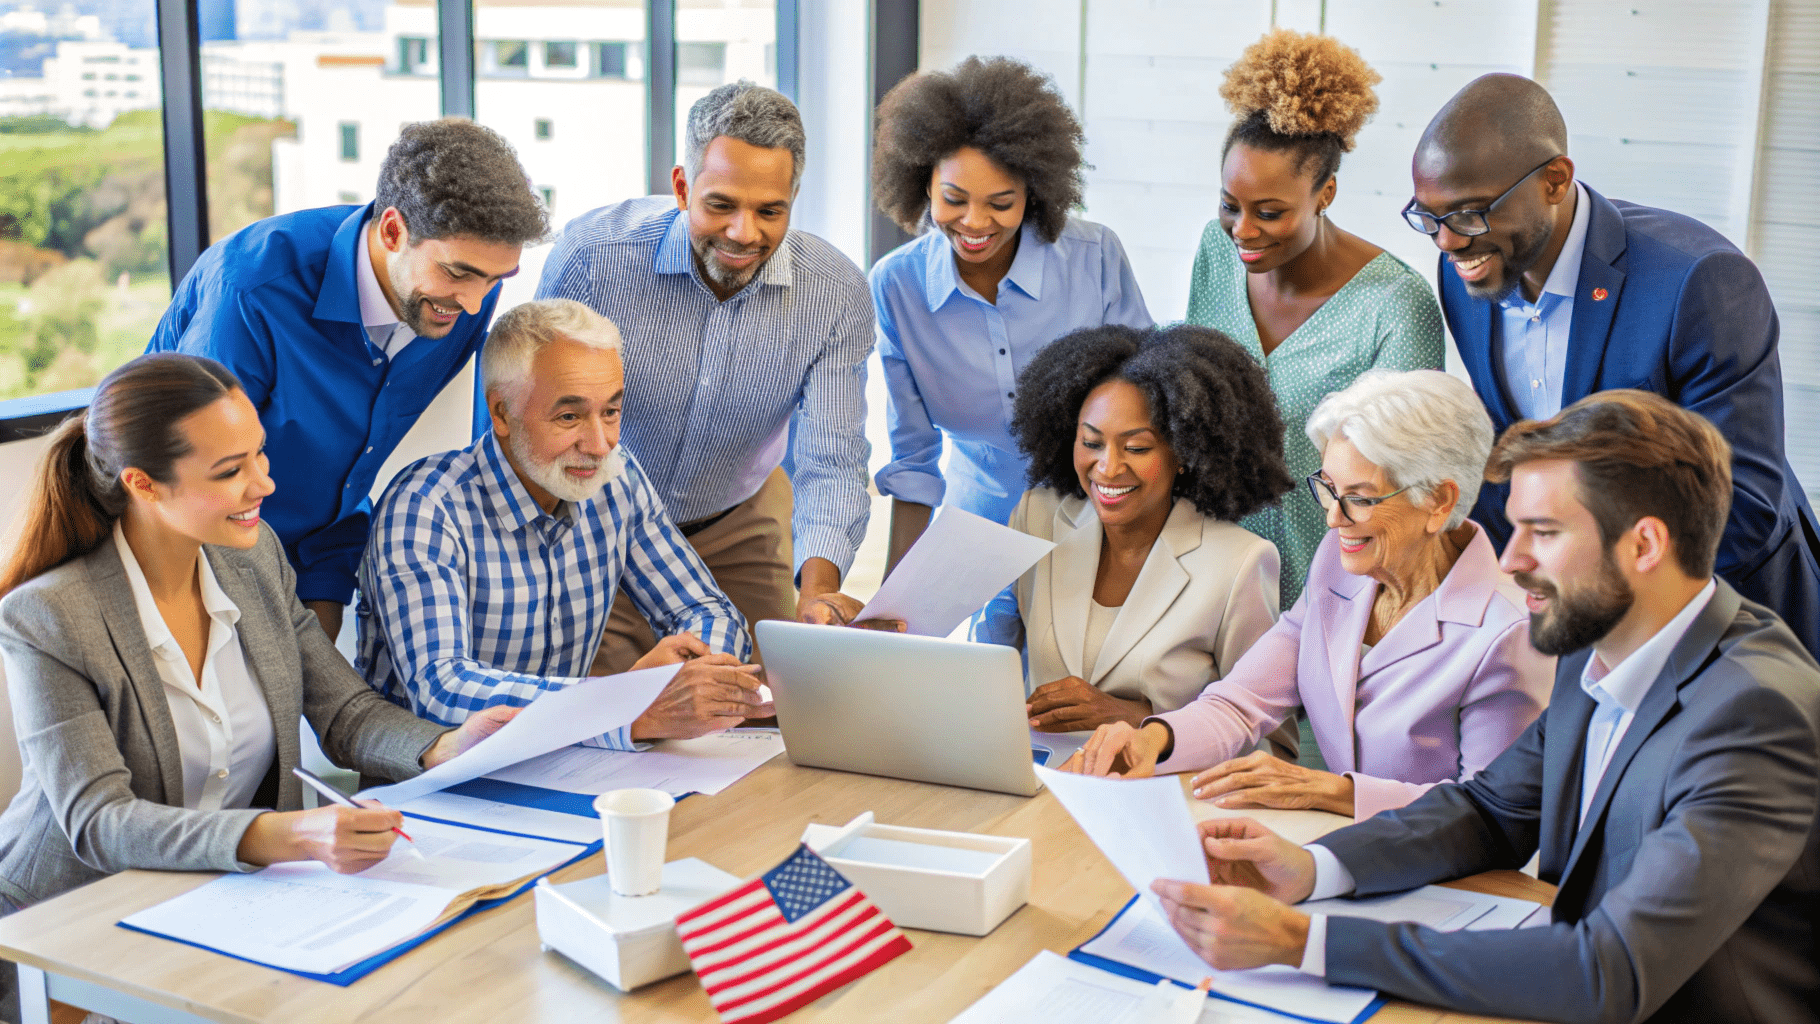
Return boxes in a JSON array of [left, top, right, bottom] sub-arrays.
[[508, 430, 626, 506]]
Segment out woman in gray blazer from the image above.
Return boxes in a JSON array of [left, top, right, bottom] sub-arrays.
[[978, 324, 1297, 736], [0, 354, 511, 923]]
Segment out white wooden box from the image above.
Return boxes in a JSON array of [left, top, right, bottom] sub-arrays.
[[802, 812, 1030, 937], [534, 857, 740, 991]]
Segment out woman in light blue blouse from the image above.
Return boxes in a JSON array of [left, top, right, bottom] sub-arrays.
[[870, 56, 1152, 568]]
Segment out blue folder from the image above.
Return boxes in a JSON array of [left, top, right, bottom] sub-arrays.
[[117, 780, 618, 986], [1068, 895, 1387, 1024]]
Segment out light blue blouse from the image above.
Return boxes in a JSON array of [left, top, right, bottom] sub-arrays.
[[870, 216, 1153, 525]]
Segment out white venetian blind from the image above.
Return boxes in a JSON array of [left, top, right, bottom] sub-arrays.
[[1756, 0, 1820, 506]]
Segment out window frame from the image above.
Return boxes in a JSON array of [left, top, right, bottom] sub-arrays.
[[0, 0, 804, 435]]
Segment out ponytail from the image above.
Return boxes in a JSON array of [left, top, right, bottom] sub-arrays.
[[0, 353, 241, 598]]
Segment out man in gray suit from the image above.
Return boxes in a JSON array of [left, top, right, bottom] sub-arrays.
[[1148, 389, 1820, 1024]]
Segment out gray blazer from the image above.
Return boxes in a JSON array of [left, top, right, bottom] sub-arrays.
[[0, 525, 448, 910], [1316, 581, 1820, 1024]]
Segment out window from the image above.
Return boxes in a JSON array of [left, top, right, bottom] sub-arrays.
[[535, 118, 553, 140], [0, 0, 172, 408], [339, 122, 359, 162], [539, 185, 555, 209], [676, 42, 727, 86], [397, 36, 432, 76], [544, 41, 578, 70], [594, 41, 632, 79], [489, 40, 530, 75]]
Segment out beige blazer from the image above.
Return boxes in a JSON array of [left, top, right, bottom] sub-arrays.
[[1001, 488, 1281, 713], [0, 524, 447, 911]]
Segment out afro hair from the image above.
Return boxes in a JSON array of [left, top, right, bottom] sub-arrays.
[[871, 56, 1085, 243], [1010, 323, 1294, 523], [1219, 29, 1382, 186]]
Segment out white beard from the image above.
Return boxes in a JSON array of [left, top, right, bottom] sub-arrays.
[[509, 431, 626, 506]]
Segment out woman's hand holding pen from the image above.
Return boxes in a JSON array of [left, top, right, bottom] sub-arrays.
[[236, 804, 410, 873]]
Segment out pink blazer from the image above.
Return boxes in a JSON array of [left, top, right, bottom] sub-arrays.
[[1154, 522, 1554, 820]]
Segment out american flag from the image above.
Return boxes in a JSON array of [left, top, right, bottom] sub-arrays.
[[675, 844, 913, 1023]]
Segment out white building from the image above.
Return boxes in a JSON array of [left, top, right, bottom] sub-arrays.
[[0, 39, 160, 127]]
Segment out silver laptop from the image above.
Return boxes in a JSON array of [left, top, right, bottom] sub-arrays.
[[756, 620, 1042, 797]]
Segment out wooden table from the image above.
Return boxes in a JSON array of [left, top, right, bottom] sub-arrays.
[[0, 759, 1552, 1024]]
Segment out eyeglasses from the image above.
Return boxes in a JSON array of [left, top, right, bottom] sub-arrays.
[[1307, 474, 1411, 524], [1401, 157, 1561, 238]]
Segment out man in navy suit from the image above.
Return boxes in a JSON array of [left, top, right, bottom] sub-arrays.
[[1401, 73, 1819, 659]]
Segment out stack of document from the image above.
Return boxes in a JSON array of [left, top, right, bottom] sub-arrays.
[[487, 729, 785, 798], [121, 818, 590, 976]]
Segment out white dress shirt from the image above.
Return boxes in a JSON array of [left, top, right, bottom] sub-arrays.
[[115, 524, 276, 811], [1296, 578, 1718, 977], [354, 217, 417, 360]]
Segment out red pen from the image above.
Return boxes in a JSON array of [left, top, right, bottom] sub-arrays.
[[291, 766, 425, 859]]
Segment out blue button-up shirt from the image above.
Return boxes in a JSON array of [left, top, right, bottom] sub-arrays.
[[1498, 181, 1590, 420], [355, 432, 750, 751], [146, 204, 500, 605], [871, 217, 1151, 524], [536, 197, 873, 576]]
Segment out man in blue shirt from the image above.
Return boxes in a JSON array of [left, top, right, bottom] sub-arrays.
[[147, 119, 548, 641], [1401, 73, 1820, 660], [537, 82, 878, 674]]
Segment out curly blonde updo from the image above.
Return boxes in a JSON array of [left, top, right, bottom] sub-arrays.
[[1219, 29, 1381, 187]]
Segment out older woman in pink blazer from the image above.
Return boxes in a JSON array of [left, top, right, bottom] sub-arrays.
[[1063, 370, 1554, 820]]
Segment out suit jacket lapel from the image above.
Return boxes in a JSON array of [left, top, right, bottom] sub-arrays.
[[1323, 572, 1376, 763], [1442, 254, 1516, 428], [1560, 186, 1629, 407], [1539, 655, 1596, 886], [1088, 500, 1197, 685], [85, 540, 188, 807], [1046, 498, 1101, 680], [1557, 585, 1737, 887]]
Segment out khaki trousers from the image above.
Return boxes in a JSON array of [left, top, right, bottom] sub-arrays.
[[591, 468, 796, 675]]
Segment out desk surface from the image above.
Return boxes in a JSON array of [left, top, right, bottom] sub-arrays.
[[0, 759, 1553, 1024]]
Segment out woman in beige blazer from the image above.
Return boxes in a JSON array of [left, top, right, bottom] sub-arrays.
[[0, 354, 511, 927], [978, 324, 1295, 734]]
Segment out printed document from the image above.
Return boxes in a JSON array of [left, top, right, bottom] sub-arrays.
[[122, 818, 587, 974], [486, 729, 784, 796], [856, 505, 1054, 636], [1079, 900, 1378, 1024], [358, 663, 679, 805], [952, 951, 1300, 1024], [393, 791, 602, 845]]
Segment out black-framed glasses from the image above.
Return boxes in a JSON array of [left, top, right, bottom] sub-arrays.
[[1307, 474, 1411, 524], [1401, 157, 1561, 238]]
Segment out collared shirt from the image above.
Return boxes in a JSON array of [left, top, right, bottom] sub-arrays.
[[353, 217, 417, 360], [355, 432, 751, 750], [535, 196, 873, 576], [1577, 578, 1716, 825], [114, 523, 275, 811], [1498, 181, 1591, 420], [870, 217, 1151, 524], [148, 203, 502, 605], [1296, 577, 1719, 977]]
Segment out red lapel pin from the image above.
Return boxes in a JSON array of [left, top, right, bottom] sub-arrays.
[[1592, 287, 1609, 301]]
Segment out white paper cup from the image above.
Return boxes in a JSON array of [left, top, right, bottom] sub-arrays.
[[595, 788, 674, 897]]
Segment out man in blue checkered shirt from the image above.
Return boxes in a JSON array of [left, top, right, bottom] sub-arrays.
[[355, 299, 770, 750]]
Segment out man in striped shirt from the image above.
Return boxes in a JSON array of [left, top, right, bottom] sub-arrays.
[[356, 300, 770, 750], [537, 81, 879, 675]]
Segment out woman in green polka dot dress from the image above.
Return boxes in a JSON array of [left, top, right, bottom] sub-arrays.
[[1187, 29, 1444, 606]]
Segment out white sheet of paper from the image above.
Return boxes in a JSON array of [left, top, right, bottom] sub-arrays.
[[395, 792, 602, 845], [357, 663, 680, 805], [1080, 900, 1377, 1024], [123, 870, 452, 975], [855, 505, 1055, 636], [123, 821, 588, 975], [1034, 765, 1208, 916], [951, 950, 1300, 1024], [484, 729, 784, 796]]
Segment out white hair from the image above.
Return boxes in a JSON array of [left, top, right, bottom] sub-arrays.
[[480, 298, 621, 405], [1305, 369, 1494, 530]]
